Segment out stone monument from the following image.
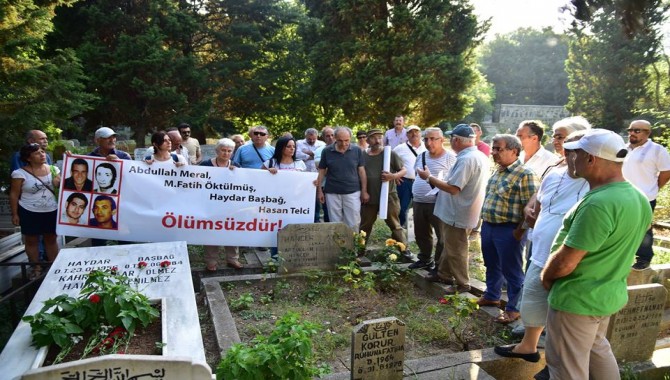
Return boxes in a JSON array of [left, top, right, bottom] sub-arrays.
[[277, 223, 353, 273], [351, 317, 406, 380]]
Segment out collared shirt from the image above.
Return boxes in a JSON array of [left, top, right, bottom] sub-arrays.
[[623, 139, 670, 201], [383, 128, 407, 149], [481, 160, 538, 224], [88, 147, 132, 160], [434, 146, 490, 229], [295, 139, 326, 172], [319, 144, 365, 194], [393, 141, 426, 179], [520, 146, 560, 178]]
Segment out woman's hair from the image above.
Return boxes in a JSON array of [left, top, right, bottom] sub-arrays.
[[151, 131, 170, 151], [271, 136, 296, 163], [216, 138, 236, 150], [19, 143, 41, 163]]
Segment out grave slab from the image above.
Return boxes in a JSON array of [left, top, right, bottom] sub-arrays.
[[607, 283, 667, 362], [0, 241, 209, 380], [278, 223, 353, 273], [351, 317, 406, 380]]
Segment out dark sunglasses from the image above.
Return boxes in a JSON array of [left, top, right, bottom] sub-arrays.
[[253, 131, 268, 136], [627, 128, 649, 134]]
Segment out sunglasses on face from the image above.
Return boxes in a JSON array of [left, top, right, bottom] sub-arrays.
[[253, 131, 267, 136], [627, 128, 649, 134]]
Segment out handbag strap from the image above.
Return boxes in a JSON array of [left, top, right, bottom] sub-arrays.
[[24, 166, 57, 197]]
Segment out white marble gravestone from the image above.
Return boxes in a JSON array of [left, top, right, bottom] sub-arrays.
[[0, 241, 211, 380]]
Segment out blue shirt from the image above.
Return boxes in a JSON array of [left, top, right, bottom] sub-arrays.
[[232, 144, 275, 169]]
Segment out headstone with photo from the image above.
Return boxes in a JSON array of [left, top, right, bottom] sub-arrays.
[[278, 223, 353, 273], [0, 241, 212, 380], [351, 317, 406, 380], [606, 283, 667, 362]]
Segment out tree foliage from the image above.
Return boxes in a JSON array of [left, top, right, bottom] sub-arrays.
[[565, 1, 666, 129], [302, 0, 488, 127], [479, 28, 569, 106]]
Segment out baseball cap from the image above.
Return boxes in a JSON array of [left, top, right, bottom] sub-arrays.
[[445, 124, 475, 138], [407, 125, 421, 133], [95, 127, 116, 139], [367, 128, 384, 136], [562, 128, 628, 162]]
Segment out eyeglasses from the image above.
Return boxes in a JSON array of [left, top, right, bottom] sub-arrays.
[[628, 128, 649, 134], [253, 131, 268, 136], [491, 146, 507, 152], [552, 135, 566, 141]]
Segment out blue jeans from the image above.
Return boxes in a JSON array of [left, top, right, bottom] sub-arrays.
[[397, 178, 414, 227], [481, 221, 524, 313], [636, 199, 656, 263]]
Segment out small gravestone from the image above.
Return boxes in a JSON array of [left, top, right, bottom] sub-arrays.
[[278, 223, 353, 273], [606, 283, 667, 362], [200, 144, 217, 161], [351, 317, 406, 380]]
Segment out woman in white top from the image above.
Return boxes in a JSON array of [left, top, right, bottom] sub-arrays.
[[9, 143, 61, 278], [262, 136, 306, 173], [144, 131, 187, 167]]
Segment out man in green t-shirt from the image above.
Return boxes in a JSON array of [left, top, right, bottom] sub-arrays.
[[540, 129, 652, 380]]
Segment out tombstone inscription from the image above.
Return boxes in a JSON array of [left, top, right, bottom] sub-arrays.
[[351, 317, 406, 380], [277, 223, 353, 273]]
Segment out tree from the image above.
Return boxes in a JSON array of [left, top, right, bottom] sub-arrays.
[[48, 0, 211, 145], [565, 1, 666, 129], [479, 28, 569, 106], [301, 0, 487, 127], [0, 0, 96, 186]]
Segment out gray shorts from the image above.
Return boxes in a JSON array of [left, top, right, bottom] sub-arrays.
[[520, 262, 549, 327]]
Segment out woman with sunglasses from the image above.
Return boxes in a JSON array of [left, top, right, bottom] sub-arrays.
[[200, 138, 243, 270], [9, 143, 61, 278]]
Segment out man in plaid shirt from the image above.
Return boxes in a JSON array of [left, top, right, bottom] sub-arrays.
[[478, 134, 538, 324]]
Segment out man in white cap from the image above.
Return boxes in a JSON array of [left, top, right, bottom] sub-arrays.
[[540, 129, 652, 380], [88, 127, 132, 160]]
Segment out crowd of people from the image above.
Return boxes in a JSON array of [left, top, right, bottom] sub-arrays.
[[8, 113, 670, 378]]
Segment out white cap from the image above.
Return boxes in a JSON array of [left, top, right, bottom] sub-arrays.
[[563, 128, 628, 162], [407, 125, 421, 132], [95, 127, 116, 139]]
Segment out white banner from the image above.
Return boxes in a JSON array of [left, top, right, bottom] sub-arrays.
[[56, 155, 318, 246]]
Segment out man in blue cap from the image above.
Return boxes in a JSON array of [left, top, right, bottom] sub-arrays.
[[417, 124, 490, 293]]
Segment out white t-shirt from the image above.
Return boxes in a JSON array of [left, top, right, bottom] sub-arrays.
[[263, 158, 306, 172], [623, 140, 670, 201], [412, 150, 457, 203], [530, 165, 589, 267], [11, 166, 60, 212], [393, 141, 426, 180]]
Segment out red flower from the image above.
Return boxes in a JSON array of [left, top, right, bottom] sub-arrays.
[[160, 260, 171, 268], [439, 298, 449, 305], [137, 261, 148, 269], [110, 266, 118, 274], [89, 294, 101, 304], [110, 327, 126, 338]]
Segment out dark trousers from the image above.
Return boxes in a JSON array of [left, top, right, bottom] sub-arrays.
[[481, 221, 524, 313], [397, 178, 414, 227], [636, 199, 656, 263]]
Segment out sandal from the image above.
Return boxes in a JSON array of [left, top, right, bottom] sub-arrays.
[[29, 267, 42, 280], [494, 311, 520, 324]]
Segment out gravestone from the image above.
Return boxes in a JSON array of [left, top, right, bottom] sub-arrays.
[[351, 317, 406, 380], [606, 283, 667, 362], [0, 241, 212, 380], [200, 144, 216, 161], [277, 223, 353, 273]]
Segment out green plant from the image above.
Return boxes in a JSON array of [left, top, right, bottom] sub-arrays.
[[229, 293, 254, 311], [337, 231, 376, 291], [22, 268, 159, 363], [216, 312, 331, 380], [432, 295, 480, 351], [372, 238, 409, 291]]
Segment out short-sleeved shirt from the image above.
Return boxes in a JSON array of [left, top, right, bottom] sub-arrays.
[[548, 181, 652, 316], [623, 140, 670, 201], [319, 144, 365, 194], [295, 139, 325, 172], [412, 150, 457, 203], [481, 160, 538, 224], [87, 147, 132, 160], [263, 158, 307, 172], [181, 137, 201, 164], [393, 142, 426, 180], [232, 144, 275, 169], [364, 150, 403, 205], [11, 166, 60, 212], [520, 147, 560, 178], [530, 166, 589, 267], [383, 129, 407, 149], [434, 147, 490, 229]]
